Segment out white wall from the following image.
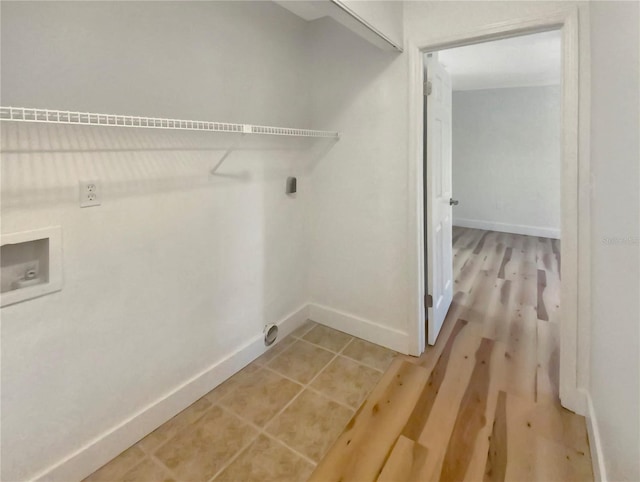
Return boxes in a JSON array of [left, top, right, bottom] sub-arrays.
[[452, 85, 561, 238], [307, 17, 412, 350], [0, 2, 320, 480], [3, 1, 638, 480], [305, 0, 590, 357], [589, 2, 640, 481], [309, 0, 635, 478], [309, 1, 639, 478]]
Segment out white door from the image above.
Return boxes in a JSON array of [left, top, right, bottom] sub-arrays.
[[425, 53, 454, 345]]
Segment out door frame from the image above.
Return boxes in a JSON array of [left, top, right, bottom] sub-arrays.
[[406, 6, 590, 415]]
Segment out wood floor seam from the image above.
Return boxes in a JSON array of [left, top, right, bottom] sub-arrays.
[[85, 228, 588, 482], [310, 228, 591, 482]]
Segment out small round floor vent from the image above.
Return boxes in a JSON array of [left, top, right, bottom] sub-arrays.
[[264, 324, 278, 346]]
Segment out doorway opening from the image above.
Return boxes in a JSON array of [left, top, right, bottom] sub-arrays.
[[424, 30, 562, 363], [409, 9, 587, 416]]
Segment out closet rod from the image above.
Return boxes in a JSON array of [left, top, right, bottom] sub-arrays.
[[0, 106, 339, 139]]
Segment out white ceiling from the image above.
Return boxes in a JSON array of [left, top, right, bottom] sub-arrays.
[[435, 30, 561, 91]]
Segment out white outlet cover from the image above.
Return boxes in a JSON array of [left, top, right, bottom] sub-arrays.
[[79, 180, 101, 208]]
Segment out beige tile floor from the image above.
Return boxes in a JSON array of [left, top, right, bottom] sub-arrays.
[[84, 321, 396, 482]]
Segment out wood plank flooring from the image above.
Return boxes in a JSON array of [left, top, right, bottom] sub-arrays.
[[311, 227, 592, 482]]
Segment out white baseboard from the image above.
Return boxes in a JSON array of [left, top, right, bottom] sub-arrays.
[[453, 218, 560, 239], [585, 390, 608, 482], [560, 385, 587, 416], [308, 303, 410, 354], [30, 302, 409, 481], [32, 304, 310, 482]]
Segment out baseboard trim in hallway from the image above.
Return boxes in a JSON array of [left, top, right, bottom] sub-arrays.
[[454, 218, 561, 239], [586, 391, 608, 482]]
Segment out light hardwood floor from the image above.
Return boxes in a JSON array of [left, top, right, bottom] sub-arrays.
[[310, 227, 593, 482]]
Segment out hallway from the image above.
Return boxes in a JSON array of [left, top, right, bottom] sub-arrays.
[[311, 227, 593, 481]]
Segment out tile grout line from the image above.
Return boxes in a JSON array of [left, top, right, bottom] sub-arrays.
[[340, 352, 389, 374], [283, 327, 392, 373], [261, 337, 357, 451], [217, 332, 358, 417], [138, 366, 295, 475], [248, 334, 368, 411], [257, 323, 326, 367], [260, 365, 354, 411], [148, 452, 182, 481], [100, 441, 181, 482], [89, 449, 146, 481], [204, 406, 264, 482], [222, 403, 320, 467], [264, 347, 384, 412], [261, 337, 353, 430], [262, 431, 319, 467], [102, 327, 393, 481], [207, 403, 317, 482], [206, 337, 358, 482], [135, 397, 222, 465], [290, 320, 317, 339], [263, 335, 335, 366]]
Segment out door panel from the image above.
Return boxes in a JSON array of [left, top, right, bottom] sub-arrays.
[[425, 54, 454, 345]]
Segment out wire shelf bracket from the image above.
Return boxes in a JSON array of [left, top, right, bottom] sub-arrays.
[[0, 106, 340, 139]]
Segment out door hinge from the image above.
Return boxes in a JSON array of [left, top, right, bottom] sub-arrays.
[[425, 294, 433, 308], [424, 80, 432, 96]]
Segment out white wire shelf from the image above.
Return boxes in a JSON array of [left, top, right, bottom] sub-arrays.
[[0, 106, 339, 139]]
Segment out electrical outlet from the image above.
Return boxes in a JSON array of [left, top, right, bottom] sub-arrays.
[[79, 180, 101, 208]]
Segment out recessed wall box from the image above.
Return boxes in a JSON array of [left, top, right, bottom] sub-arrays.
[[1, 226, 63, 307]]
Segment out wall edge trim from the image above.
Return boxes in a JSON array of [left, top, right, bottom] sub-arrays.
[[585, 389, 608, 482]]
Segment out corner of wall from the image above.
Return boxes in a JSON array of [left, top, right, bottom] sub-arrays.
[[308, 303, 411, 354]]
